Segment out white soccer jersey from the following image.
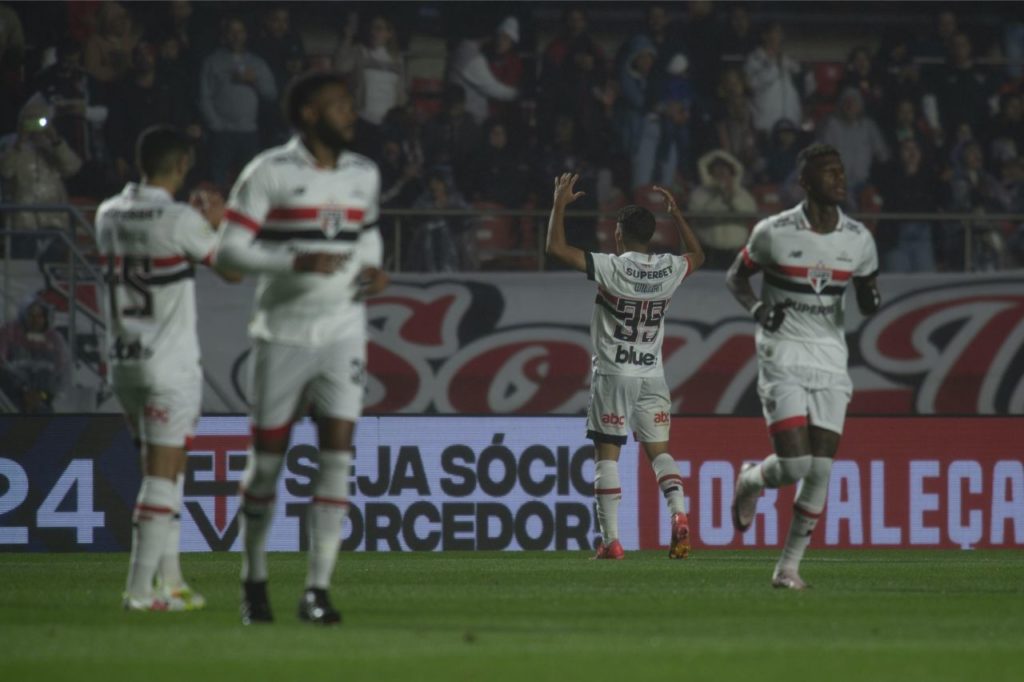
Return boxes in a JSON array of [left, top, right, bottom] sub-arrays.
[[741, 203, 878, 374], [95, 183, 217, 385], [585, 251, 693, 377], [221, 136, 382, 347]]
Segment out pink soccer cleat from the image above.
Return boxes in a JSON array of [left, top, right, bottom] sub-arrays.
[[668, 512, 690, 559], [592, 539, 625, 560]]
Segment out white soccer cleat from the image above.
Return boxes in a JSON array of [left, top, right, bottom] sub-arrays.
[[771, 565, 808, 591], [731, 462, 762, 532], [123, 592, 187, 612], [158, 581, 207, 611]]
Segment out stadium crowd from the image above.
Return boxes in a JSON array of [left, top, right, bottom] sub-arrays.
[[1, 1, 1023, 271]]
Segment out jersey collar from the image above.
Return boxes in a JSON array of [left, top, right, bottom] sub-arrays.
[[797, 202, 847, 232], [287, 135, 345, 170], [125, 182, 173, 203]]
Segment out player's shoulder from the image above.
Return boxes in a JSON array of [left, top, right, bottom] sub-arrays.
[[758, 205, 804, 232], [339, 150, 380, 177], [837, 211, 871, 238]]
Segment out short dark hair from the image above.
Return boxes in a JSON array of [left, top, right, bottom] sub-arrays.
[[616, 205, 656, 244], [136, 125, 192, 177], [797, 143, 840, 179], [284, 70, 348, 130]]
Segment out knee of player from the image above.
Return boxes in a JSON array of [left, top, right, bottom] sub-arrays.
[[778, 455, 812, 484]]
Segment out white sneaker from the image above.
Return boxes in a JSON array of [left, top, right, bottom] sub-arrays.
[[771, 565, 808, 591], [159, 582, 207, 611], [731, 462, 762, 532], [123, 592, 187, 612]]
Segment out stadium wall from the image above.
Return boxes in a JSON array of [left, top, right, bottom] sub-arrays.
[[1, 415, 1021, 553]]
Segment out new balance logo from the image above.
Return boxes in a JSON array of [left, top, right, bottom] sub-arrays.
[[601, 413, 625, 426], [292, 187, 306, 195], [789, 250, 803, 258], [614, 345, 656, 366]]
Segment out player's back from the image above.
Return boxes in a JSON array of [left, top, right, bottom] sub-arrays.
[[586, 250, 692, 377], [96, 183, 215, 385]]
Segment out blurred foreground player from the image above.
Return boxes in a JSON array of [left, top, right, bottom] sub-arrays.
[[546, 173, 705, 559], [726, 144, 881, 589], [97, 126, 238, 611], [215, 71, 389, 625]]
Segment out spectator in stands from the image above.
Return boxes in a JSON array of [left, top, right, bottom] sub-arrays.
[[927, 32, 996, 143], [408, 170, 469, 272], [885, 96, 933, 154], [688, 149, 757, 269], [763, 117, 802, 184], [533, 113, 599, 253], [873, 139, 942, 272], [714, 66, 761, 183], [948, 139, 1011, 270], [484, 16, 524, 122], [878, 29, 925, 108], [683, 0, 721, 99], [0, 299, 69, 414], [379, 134, 424, 210], [818, 86, 890, 207], [334, 12, 406, 130], [449, 17, 520, 125], [839, 45, 885, 120], [719, 4, 757, 60], [199, 16, 276, 189], [252, 5, 305, 94], [989, 92, 1023, 162], [0, 95, 81, 258], [618, 4, 676, 111], [744, 22, 802, 133], [915, 10, 959, 63], [107, 42, 195, 183], [83, 1, 139, 84], [615, 35, 658, 182], [467, 119, 529, 207], [421, 84, 481, 196], [31, 38, 108, 194]]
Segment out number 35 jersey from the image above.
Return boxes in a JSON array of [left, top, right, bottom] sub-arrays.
[[96, 183, 218, 385], [585, 250, 694, 377]]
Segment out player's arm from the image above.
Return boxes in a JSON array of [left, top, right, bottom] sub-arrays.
[[853, 272, 881, 315], [545, 173, 588, 272], [725, 240, 789, 332], [651, 185, 705, 271], [188, 188, 243, 283]]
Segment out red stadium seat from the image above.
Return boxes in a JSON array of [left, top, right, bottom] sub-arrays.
[[470, 202, 537, 270]]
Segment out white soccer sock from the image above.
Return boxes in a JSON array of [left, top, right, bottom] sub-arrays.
[[594, 460, 622, 542], [126, 476, 177, 598], [305, 450, 353, 589], [650, 453, 686, 516], [779, 457, 833, 570], [755, 453, 812, 488], [158, 473, 185, 588], [239, 450, 284, 583]]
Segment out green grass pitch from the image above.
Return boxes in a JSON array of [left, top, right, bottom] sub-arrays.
[[2, 550, 1022, 681]]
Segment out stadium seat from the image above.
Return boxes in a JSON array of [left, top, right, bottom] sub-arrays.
[[406, 36, 447, 118], [751, 183, 784, 215], [471, 202, 538, 270]]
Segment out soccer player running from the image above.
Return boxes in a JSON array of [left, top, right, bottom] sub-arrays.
[[726, 143, 881, 589], [214, 71, 389, 625], [97, 126, 240, 611], [546, 173, 705, 559]]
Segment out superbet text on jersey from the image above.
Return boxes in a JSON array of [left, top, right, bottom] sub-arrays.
[[95, 183, 217, 386], [741, 204, 878, 373], [222, 136, 383, 347], [585, 250, 694, 376]]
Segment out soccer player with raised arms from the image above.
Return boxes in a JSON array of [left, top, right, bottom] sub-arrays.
[[726, 143, 881, 589], [96, 125, 239, 611], [214, 71, 389, 624], [546, 173, 705, 559]]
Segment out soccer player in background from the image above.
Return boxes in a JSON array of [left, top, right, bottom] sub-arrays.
[[546, 173, 705, 559], [97, 126, 239, 611], [726, 143, 881, 589], [214, 71, 389, 625]]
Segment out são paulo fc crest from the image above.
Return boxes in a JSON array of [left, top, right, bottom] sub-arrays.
[[807, 261, 833, 294], [321, 208, 347, 238]]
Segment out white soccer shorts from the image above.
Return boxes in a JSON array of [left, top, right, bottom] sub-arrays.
[[249, 336, 366, 436], [586, 373, 672, 445], [114, 369, 202, 448], [757, 361, 852, 436]]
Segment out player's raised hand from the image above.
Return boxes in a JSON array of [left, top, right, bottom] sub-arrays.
[[190, 187, 226, 229], [552, 173, 585, 208], [652, 185, 681, 214], [293, 252, 347, 274]]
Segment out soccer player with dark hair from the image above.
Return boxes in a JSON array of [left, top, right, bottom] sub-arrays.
[[726, 143, 881, 589], [214, 70, 388, 625], [96, 125, 238, 611], [546, 173, 705, 559]]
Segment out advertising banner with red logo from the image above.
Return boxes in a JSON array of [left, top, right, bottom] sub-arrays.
[[2, 415, 1020, 553]]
